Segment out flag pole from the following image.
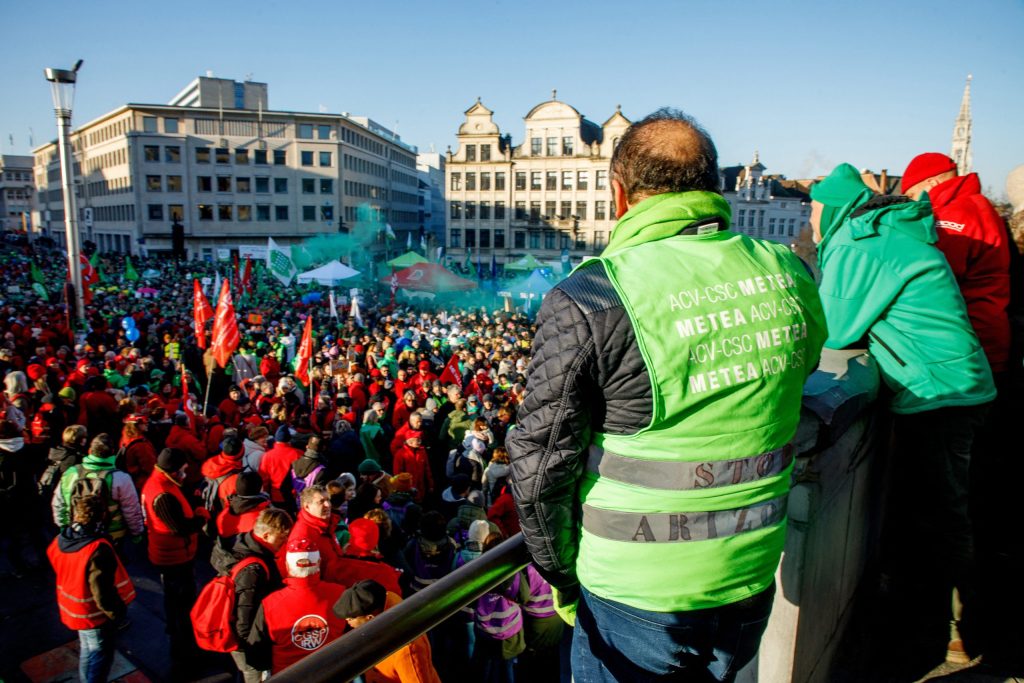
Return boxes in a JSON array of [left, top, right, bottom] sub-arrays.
[[202, 367, 213, 415]]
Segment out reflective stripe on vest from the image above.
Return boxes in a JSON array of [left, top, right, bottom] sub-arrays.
[[585, 443, 793, 491], [582, 494, 787, 543], [47, 537, 136, 630], [476, 603, 522, 637]]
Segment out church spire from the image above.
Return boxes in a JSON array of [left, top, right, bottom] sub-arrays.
[[951, 74, 972, 175]]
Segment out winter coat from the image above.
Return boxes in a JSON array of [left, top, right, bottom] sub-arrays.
[[818, 194, 996, 413], [926, 173, 1012, 372], [210, 531, 283, 647], [364, 592, 441, 683]]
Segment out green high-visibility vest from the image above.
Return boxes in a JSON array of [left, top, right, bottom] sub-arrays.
[[576, 228, 827, 612]]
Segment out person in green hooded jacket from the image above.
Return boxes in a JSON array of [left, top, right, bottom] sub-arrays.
[[810, 163, 995, 664]]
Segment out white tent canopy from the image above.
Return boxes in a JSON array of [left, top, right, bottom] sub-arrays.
[[295, 260, 361, 286]]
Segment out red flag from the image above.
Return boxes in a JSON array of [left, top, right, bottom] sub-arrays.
[[295, 315, 314, 386], [232, 253, 240, 292], [75, 254, 97, 305], [210, 279, 240, 368], [193, 279, 214, 349], [241, 257, 253, 295], [181, 371, 195, 432], [439, 354, 462, 389]]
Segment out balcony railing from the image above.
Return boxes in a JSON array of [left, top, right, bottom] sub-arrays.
[[271, 533, 531, 683]]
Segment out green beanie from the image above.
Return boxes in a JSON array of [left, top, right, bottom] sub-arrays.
[[810, 163, 870, 208]]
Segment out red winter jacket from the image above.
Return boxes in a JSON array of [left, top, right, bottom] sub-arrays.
[[258, 575, 347, 673], [929, 173, 1011, 372], [283, 509, 346, 582], [259, 442, 303, 504], [393, 444, 433, 502]]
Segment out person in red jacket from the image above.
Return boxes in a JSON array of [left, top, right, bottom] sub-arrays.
[[333, 518, 403, 596], [216, 470, 271, 541], [390, 411, 424, 457], [120, 415, 156, 491], [218, 385, 245, 428], [246, 537, 348, 673], [902, 153, 1011, 375], [141, 448, 210, 671], [408, 360, 437, 405], [77, 376, 119, 441], [284, 485, 346, 583], [165, 412, 208, 497], [390, 389, 417, 430], [487, 484, 521, 540], [346, 373, 369, 425], [200, 434, 245, 513], [47, 494, 135, 683], [258, 426, 303, 510], [392, 432, 433, 503]]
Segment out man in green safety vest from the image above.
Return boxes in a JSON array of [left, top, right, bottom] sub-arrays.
[[508, 109, 826, 682]]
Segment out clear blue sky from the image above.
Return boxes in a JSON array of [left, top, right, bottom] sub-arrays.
[[1, 0, 1021, 198]]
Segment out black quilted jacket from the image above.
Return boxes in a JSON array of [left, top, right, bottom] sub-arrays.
[[507, 260, 653, 592]]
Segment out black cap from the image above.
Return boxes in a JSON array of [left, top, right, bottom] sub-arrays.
[[157, 448, 186, 472], [333, 580, 387, 619]]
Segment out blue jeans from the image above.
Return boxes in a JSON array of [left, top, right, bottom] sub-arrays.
[[572, 583, 775, 682], [79, 624, 115, 683]]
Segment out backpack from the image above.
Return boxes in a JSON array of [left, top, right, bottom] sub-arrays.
[[291, 462, 325, 506], [202, 472, 235, 517], [38, 449, 78, 499], [191, 555, 269, 653], [68, 465, 113, 512]]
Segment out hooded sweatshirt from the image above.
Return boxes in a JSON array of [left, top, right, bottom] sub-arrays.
[[814, 164, 996, 413]]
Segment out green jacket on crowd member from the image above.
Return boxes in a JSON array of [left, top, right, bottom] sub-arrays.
[[813, 163, 995, 414]]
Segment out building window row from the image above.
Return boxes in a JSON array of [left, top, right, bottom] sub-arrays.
[[341, 127, 385, 157], [85, 118, 131, 147], [197, 203, 289, 222], [142, 116, 180, 134], [196, 146, 287, 166], [92, 204, 136, 222], [82, 148, 129, 174], [527, 136, 577, 157], [296, 123, 334, 140], [344, 154, 387, 179], [344, 180, 387, 200], [452, 199, 607, 222], [462, 144, 493, 162], [390, 169, 418, 187]]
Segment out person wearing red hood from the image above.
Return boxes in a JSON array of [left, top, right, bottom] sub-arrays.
[[218, 385, 245, 429], [333, 518, 403, 596], [216, 470, 272, 541], [392, 432, 432, 503], [346, 373, 369, 424], [246, 536, 347, 674], [409, 361, 437, 404], [902, 153, 1011, 375]]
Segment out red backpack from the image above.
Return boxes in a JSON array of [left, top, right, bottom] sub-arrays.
[[191, 556, 269, 652]]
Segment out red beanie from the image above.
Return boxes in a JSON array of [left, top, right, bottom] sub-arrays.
[[901, 153, 957, 194], [26, 364, 46, 381], [346, 518, 380, 554]]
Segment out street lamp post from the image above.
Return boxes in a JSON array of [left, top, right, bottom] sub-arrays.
[[45, 60, 84, 329]]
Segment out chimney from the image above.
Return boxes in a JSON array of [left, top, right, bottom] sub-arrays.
[[880, 169, 889, 194]]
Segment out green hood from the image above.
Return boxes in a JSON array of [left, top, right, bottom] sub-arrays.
[[84, 453, 117, 471], [811, 163, 874, 256], [603, 192, 732, 257]]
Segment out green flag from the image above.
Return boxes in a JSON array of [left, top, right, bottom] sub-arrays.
[[30, 262, 45, 285], [90, 252, 106, 283], [125, 256, 140, 282], [464, 247, 472, 272]]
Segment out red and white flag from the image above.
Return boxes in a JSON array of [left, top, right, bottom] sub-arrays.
[[390, 268, 399, 305], [210, 279, 240, 368], [439, 354, 462, 389], [193, 279, 214, 349], [241, 257, 253, 296], [295, 315, 314, 386]]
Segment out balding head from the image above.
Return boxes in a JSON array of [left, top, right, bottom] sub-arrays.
[[610, 108, 720, 209]]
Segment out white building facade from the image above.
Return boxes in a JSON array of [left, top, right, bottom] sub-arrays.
[[0, 155, 35, 233], [32, 78, 419, 260], [720, 153, 811, 246]]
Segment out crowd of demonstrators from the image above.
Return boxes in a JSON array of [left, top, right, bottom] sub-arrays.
[[0, 241, 564, 682]]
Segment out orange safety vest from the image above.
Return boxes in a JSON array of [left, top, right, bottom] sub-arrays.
[[142, 468, 198, 566], [47, 536, 135, 630]]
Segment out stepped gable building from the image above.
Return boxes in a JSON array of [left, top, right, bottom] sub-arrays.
[[445, 93, 629, 267], [32, 75, 420, 260]]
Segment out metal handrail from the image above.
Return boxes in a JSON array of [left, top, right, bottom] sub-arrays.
[[271, 533, 531, 683]]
